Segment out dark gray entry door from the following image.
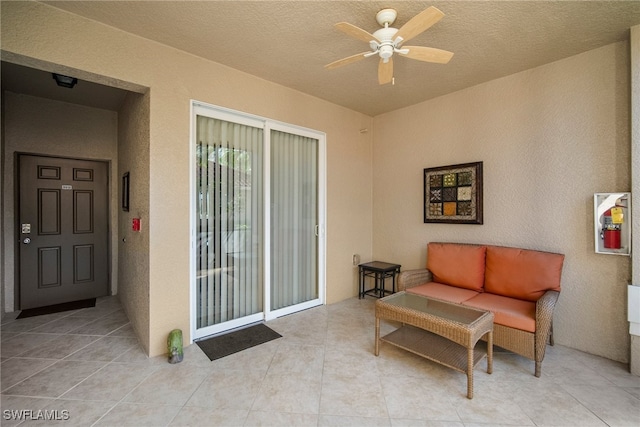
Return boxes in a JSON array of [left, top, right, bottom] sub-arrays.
[[19, 155, 109, 309]]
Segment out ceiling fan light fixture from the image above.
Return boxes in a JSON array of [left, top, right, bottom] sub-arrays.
[[379, 45, 394, 60], [52, 73, 78, 89]]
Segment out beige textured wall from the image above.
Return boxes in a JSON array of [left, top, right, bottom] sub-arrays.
[[2, 92, 119, 311], [1, 1, 373, 356], [372, 42, 631, 362], [117, 91, 151, 352]]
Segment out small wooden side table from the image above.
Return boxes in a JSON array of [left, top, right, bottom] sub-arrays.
[[358, 261, 401, 299]]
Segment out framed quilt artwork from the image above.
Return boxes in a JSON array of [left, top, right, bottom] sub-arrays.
[[424, 161, 483, 224]]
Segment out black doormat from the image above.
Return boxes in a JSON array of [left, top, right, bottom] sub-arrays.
[[196, 323, 282, 361], [16, 298, 96, 319]]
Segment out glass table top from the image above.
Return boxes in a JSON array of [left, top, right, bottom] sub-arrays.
[[379, 292, 487, 326]]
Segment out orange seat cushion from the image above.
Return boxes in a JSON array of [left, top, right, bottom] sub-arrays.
[[407, 282, 479, 304], [427, 243, 486, 292], [484, 246, 564, 302], [463, 293, 536, 332]]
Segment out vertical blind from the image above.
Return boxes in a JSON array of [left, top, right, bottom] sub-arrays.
[[196, 115, 263, 328], [270, 129, 318, 310]]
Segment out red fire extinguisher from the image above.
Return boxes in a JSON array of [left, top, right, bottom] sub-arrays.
[[601, 206, 623, 249]]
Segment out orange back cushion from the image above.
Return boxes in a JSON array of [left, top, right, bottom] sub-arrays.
[[427, 243, 486, 292], [485, 246, 564, 302]]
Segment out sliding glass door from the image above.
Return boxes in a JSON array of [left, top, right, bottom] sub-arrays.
[[267, 127, 321, 318], [192, 103, 325, 339], [194, 113, 265, 334]]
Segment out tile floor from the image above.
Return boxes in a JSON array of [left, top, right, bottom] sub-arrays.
[[1, 295, 639, 426]]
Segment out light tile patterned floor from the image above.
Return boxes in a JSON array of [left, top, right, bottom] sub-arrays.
[[1, 296, 639, 426]]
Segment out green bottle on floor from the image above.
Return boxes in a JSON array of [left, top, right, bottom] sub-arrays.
[[167, 329, 183, 363]]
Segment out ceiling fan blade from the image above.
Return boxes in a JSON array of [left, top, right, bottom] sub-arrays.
[[399, 46, 454, 64], [325, 52, 370, 70], [378, 58, 393, 85], [335, 22, 380, 43], [394, 6, 444, 44]]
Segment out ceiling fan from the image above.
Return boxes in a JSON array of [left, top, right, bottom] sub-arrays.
[[325, 6, 453, 85]]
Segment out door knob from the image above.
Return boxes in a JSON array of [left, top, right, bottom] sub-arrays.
[[23, 237, 31, 244]]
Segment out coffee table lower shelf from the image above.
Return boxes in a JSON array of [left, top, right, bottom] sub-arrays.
[[380, 325, 489, 376]]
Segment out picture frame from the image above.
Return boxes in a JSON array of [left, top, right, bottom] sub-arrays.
[[594, 192, 631, 256], [424, 161, 483, 224], [122, 172, 130, 212]]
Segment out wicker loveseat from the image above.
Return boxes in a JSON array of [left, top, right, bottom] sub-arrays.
[[398, 242, 564, 377]]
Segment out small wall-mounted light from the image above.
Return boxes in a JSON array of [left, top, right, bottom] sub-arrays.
[[52, 73, 78, 88]]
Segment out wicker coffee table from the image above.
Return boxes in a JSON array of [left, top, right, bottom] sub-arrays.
[[375, 292, 494, 399]]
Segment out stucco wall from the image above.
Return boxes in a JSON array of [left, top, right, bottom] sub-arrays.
[[1, 1, 373, 356], [372, 42, 631, 362], [2, 92, 119, 311], [117, 91, 151, 352]]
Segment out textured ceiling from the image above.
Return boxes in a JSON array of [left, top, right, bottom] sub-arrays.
[[10, 1, 640, 116]]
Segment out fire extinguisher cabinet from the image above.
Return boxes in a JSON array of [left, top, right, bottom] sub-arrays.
[[594, 192, 631, 256]]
